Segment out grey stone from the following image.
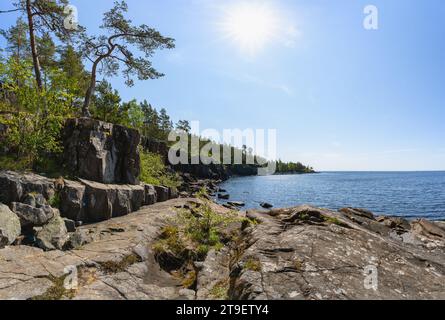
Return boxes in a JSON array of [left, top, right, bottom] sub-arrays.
[[63, 218, 76, 232], [10, 202, 55, 228], [155, 186, 169, 202], [67, 229, 93, 249], [143, 184, 157, 206], [260, 202, 273, 209], [22, 193, 47, 208], [0, 203, 21, 248], [80, 179, 145, 222], [63, 118, 141, 185], [340, 207, 375, 220], [227, 201, 245, 207], [36, 214, 69, 251], [0, 171, 55, 205], [59, 180, 86, 222], [169, 187, 179, 200]]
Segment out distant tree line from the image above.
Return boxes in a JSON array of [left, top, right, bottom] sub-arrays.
[[273, 160, 315, 174]]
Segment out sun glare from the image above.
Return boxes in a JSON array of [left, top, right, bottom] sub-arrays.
[[221, 2, 280, 55]]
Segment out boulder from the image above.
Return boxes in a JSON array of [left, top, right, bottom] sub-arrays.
[[10, 202, 55, 228], [22, 193, 47, 208], [260, 202, 273, 209], [66, 229, 93, 249], [218, 194, 230, 200], [227, 201, 245, 207], [0, 204, 21, 248], [412, 219, 445, 239], [59, 180, 86, 221], [340, 207, 375, 220], [35, 214, 69, 251], [169, 187, 179, 200], [143, 184, 157, 206], [0, 171, 55, 205], [155, 186, 169, 202], [80, 179, 145, 223], [63, 118, 141, 185], [63, 218, 76, 233]]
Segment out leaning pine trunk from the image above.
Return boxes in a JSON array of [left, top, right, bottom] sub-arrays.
[[82, 63, 98, 118], [25, 0, 43, 90]]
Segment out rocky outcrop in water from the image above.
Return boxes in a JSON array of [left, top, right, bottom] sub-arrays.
[[63, 118, 141, 185]]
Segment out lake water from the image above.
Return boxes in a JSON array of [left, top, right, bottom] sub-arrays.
[[218, 172, 445, 220]]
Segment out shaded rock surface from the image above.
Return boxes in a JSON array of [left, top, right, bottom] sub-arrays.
[[63, 118, 141, 185], [0, 171, 55, 205], [79, 179, 145, 223], [0, 204, 21, 248], [59, 180, 86, 222], [1, 171, 179, 226], [142, 184, 157, 206], [35, 214, 69, 251], [154, 186, 169, 203], [10, 202, 55, 228]]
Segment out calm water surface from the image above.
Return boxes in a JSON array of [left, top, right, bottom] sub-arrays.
[[218, 172, 445, 220]]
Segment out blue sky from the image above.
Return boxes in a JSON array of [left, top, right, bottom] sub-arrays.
[[1, 0, 444, 171]]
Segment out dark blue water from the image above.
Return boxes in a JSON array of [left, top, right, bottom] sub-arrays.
[[218, 172, 445, 220]]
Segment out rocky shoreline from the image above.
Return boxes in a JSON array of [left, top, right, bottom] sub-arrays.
[[0, 192, 444, 300], [0, 118, 444, 300]]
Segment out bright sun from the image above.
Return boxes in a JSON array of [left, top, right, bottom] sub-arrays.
[[221, 2, 279, 55]]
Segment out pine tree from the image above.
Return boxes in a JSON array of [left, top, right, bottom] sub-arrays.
[[0, 18, 30, 62], [80, 1, 174, 116], [159, 108, 173, 133], [58, 45, 89, 96]]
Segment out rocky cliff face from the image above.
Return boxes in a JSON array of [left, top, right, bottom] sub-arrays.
[[63, 118, 141, 185], [0, 170, 179, 253], [0, 198, 443, 300]]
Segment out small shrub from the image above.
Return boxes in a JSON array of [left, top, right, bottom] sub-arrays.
[[48, 192, 61, 209], [244, 258, 262, 272], [99, 253, 142, 274], [139, 150, 180, 188], [210, 280, 230, 300], [181, 270, 197, 289], [0, 154, 32, 171], [153, 189, 244, 275], [323, 215, 348, 227], [31, 275, 76, 300]]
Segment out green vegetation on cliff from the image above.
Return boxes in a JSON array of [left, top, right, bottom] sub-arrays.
[[139, 151, 180, 188]]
